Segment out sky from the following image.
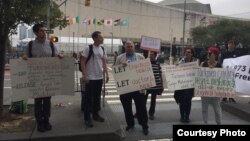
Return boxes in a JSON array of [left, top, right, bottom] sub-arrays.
[[145, 0, 250, 19]]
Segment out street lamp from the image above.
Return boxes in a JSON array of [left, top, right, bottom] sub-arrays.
[[182, 0, 187, 47], [110, 32, 113, 54]]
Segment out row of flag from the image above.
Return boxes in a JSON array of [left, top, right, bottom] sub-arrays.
[[68, 16, 129, 26]]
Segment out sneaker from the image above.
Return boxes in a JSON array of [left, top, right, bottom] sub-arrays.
[[229, 98, 236, 103], [44, 122, 52, 131], [149, 115, 154, 120], [37, 123, 45, 132], [85, 120, 93, 127], [142, 128, 149, 135], [222, 98, 227, 102], [93, 114, 105, 122], [125, 125, 134, 131]]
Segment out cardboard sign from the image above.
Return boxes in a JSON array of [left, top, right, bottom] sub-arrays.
[[10, 57, 75, 101], [112, 59, 156, 95], [195, 68, 236, 97], [223, 55, 250, 95], [140, 35, 161, 52]]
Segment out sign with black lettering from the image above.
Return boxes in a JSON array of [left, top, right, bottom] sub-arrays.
[[223, 55, 250, 95], [140, 35, 161, 52], [165, 61, 199, 91], [10, 57, 74, 101], [112, 59, 156, 95], [195, 68, 236, 97]]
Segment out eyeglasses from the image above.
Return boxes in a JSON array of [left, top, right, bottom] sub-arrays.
[[185, 51, 191, 53]]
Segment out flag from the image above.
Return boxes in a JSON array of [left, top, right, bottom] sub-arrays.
[[81, 18, 88, 24], [97, 19, 104, 26], [114, 19, 121, 26], [104, 19, 113, 26], [88, 18, 96, 25], [120, 19, 129, 26], [69, 16, 79, 25]]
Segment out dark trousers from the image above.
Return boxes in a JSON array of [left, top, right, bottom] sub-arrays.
[[120, 91, 148, 129], [83, 79, 103, 120], [34, 97, 51, 123], [178, 93, 193, 120], [145, 93, 157, 116]]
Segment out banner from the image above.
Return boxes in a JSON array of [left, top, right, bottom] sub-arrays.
[[10, 57, 75, 102], [223, 55, 250, 95], [165, 61, 199, 91], [112, 59, 156, 95], [195, 68, 235, 97]]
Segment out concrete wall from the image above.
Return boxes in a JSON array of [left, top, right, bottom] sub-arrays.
[[53, 0, 206, 44]]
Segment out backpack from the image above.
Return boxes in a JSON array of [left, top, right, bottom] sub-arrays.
[[79, 44, 105, 72], [28, 41, 55, 57]]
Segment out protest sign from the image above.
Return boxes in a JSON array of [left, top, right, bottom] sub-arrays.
[[10, 57, 74, 101], [195, 67, 235, 97], [140, 35, 161, 52], [223, 55, 250, 95], [112, 59, 156, 95], [165, 61, 198, 91]]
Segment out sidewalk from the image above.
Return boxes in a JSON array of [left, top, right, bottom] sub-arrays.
[[1, 93, 249, 141]]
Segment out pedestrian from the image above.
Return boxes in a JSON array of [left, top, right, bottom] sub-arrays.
[[135, 51, 163, 120], [114, 41, 149, 135], [200, 47, 222, 125], [80, 31, 109, 128], [113, 51, 118, 66], [21, 23, 63, 132], [174, 47, 196, 123], [221, 40, 241, 103]]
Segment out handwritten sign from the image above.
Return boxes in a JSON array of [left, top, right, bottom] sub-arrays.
[[195, 68, 236, 97], [165, 61, 199, 91], [112, 59, 156, 95], [223, 55, 250, 95], [140, 35, 161, 52], [10, 57, 75, 102]]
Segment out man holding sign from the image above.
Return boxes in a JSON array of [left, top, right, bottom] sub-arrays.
[[21, 24, 63, 132], [114, 41, 149, 135]]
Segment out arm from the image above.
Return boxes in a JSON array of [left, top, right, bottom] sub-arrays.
[[80, 56, 89, 84], [103, 57, 109, 83]]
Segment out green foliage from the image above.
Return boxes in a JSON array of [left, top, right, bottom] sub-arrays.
[[0, 0, 67, 34], [191, 19, 250, 48]]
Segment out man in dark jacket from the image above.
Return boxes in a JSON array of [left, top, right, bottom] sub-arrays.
[[220, 40, 242, 103]]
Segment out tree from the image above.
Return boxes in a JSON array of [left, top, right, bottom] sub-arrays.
[[191, 19, 250, 48], [0, 0, 67, 119]]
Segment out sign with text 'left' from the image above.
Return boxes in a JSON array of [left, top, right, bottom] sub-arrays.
[[10, 57, 75, 102]]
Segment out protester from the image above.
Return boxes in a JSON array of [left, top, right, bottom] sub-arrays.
[[221, 40, 241, 103], [174, 47, 196, 123], [114, 41, 149, 135], [22, 23, 63, 132], [80, 31, 109, 128], [113, 51, 118, 66], [200, 47, 222, 125]]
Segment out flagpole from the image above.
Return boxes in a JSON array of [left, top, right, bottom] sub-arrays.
[[77, 0, 80, 52]]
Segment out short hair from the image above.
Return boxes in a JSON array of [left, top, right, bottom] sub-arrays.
[[91, 31, 101, 39], [228, 40, 236, 45], [184, 46, 195, 56], [33, 24, 44, 33], [124, 41, 134, 48]]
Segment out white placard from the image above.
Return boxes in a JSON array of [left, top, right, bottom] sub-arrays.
[[112, 59, 156, 95], [195, 68, 236, 97], [140, 35, 161, 52], [223, 55, 250, 95], [10, 57, 75, 101], [165, 61, 199, 91]]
